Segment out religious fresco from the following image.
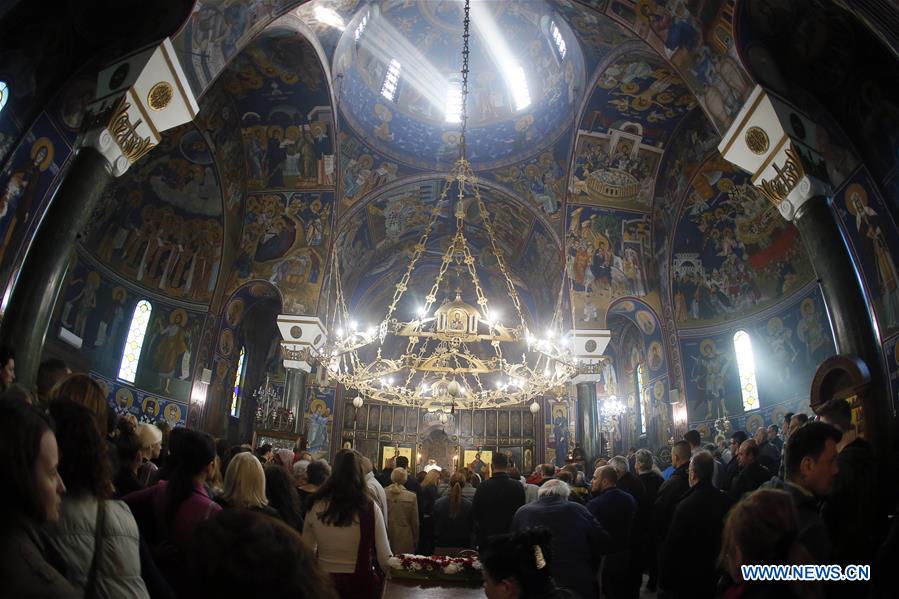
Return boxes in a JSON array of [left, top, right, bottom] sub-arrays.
[[566, 204, 657, 328], [548, 0, 638, 71], [230, 191, 333, 315], [331, 0, 585, 170], [0, 112, 67, 298], [79, 124, 224, 304], [882, 334, 899, 417], [132, 304, 204, 403], [833, 167, 899, 339], [487, 135, 570, 221], [545, 397, 575, 467], [172, 0, 290, 95], [519, 219, 564, 317], [92, 372, 188, 428], [224, 35, 335, 192], [54, 255, 137, 374], [670, 157, 814, 328], [608, 298, 668, 381], [306, 386, 335, 458], [680, 284, 836, 425], [581, 52, 697, 146], [337, 127, 406, 210]]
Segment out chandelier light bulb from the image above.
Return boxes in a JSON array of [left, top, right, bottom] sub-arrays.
[[352, 397, 364, 409], [529, 401, 540, 414]]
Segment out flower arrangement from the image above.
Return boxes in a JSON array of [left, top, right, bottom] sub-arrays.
[[387, 554, 482, 582]]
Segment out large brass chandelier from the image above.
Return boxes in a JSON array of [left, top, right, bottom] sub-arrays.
[[313, 0, 576, 409]]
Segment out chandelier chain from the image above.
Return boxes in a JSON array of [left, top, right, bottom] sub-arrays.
[[460, 0, 470, 159]]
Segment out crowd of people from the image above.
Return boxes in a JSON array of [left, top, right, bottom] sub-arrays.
[[1, 347, 897, 598]]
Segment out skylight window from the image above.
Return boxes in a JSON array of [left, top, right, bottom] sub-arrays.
[[354, 11, 368, 42], [551, 22, 567, 59], [509, 66, 531, 111], [381, 59, 402, 102], [314, 6, 345, 31], [445, 80, 462, 123]]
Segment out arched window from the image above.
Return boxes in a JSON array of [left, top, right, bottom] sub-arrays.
[[231, 347, 246, 417], [118, 300, 152, 383], [733, 330, 760, 411], [0, 81, 8, 114], [637, 363, 647, 434]]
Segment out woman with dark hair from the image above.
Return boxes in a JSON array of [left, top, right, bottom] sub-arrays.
[[0, 401, 75, 597], [298, 459, 330, 516], [124, 429, 220, 594], [302, 449, 392, 599], [433, 470, 474, 553], [49, 373, 109, 437], [264, 464, 304, 531], [480, 527, 577, 599], [719, 489, 821, 599], [44, 400, 149, 597], [190, 509, 336, 598], [113, 428, 145, 498]]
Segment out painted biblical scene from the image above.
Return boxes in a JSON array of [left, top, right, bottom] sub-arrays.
[[487, 136, 571, 220], [133, 304, 204, 403], [93, 372, 188, 428], [224, 35, 335, 191], [566, 204, 658, 328], [833, 168, 899, 338], [230, 191, 334, 315], [670, 157, 814, 328], [305, 386, 335, 458], [81, 123, 224, 304], [545, 397, 575, 468]]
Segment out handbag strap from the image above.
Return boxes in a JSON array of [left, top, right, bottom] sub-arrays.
[[84, 499, 107, 599]]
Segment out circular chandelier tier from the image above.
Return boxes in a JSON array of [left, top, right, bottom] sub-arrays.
[[312, 0, 576, 409]]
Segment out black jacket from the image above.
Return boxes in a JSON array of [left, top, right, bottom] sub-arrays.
[[661, 481, 732, 599], [762, 477, 831, 564], [728, 461, 772, 502], [471, 471, 525, 548], [652, 462, 689, 540]]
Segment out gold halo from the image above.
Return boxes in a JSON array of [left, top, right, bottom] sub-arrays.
[[767, 317, 783, 335], [700, 339, 716, 357], [115, 387, 134, 409], [170, 308, 188, 325], [164, 403, 182, 421], [309, 398, 329, 416], [653, 379, 665, 399], [801, 298, 816, 316], [524, 164, 541, 178], [112, 286, 127, 301], [31, 137, 54, 171], [844, 183, 868, 215], [86, 271, 101, 287]]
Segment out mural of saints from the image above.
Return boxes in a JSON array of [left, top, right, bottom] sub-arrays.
[[690, 339, 730, 419], [306, 397, 331, 455], [796, 298, 829, 367], [552, 405, 570, 467], [846, 184, 899, 329], [151, 309, 191, 394]]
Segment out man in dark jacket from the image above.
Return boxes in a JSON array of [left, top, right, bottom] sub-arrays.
[[513, 479, 609, 599], [721, 430, 748, 491], [587, 465, 636, 599], [472, 452, 525, 548], [661, 451, 732, 599], [762, 421, 841, 564], [609, 456, 645, 599], [652, 441, 690, 541], [635, 449, 663, 592], [754, 426, 780, 472], [729, 439, 772, 501]]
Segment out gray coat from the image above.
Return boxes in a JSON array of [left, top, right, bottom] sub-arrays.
[[44, 495, 149, 599]]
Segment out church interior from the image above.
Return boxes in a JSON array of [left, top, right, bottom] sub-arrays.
[[1, 0, 899, 597]]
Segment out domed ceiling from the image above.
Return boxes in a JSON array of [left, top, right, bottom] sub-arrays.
[[332, 1, 585, 169]]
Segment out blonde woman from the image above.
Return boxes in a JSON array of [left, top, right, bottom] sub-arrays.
[[218, 452, 279, 518], [385, 468, 419, 554], [136, 423, 162, 486]]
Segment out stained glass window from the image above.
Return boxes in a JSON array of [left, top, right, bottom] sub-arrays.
[[118, 300, 152, 383], [0, 81, 8, 114], [231, 347, 246, 417], [733, 330, 760, 411]]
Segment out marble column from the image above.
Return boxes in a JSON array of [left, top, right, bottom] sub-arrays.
[[0, 147, 115, 385], [576, 381, 600, 467], [284, 367, 307, 437]]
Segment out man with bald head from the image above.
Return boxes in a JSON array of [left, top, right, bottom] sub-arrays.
[[728, 439, 771, 501], [587, 465, 636, 599], [651, 441, 691, 542], [661, 451, 732, 599]]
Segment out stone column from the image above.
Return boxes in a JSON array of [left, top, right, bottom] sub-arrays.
[[0, 38, 196, 386], [719, 85, 889, 457], [575, 381, 600, 467], [284, 367, 307, 436]]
